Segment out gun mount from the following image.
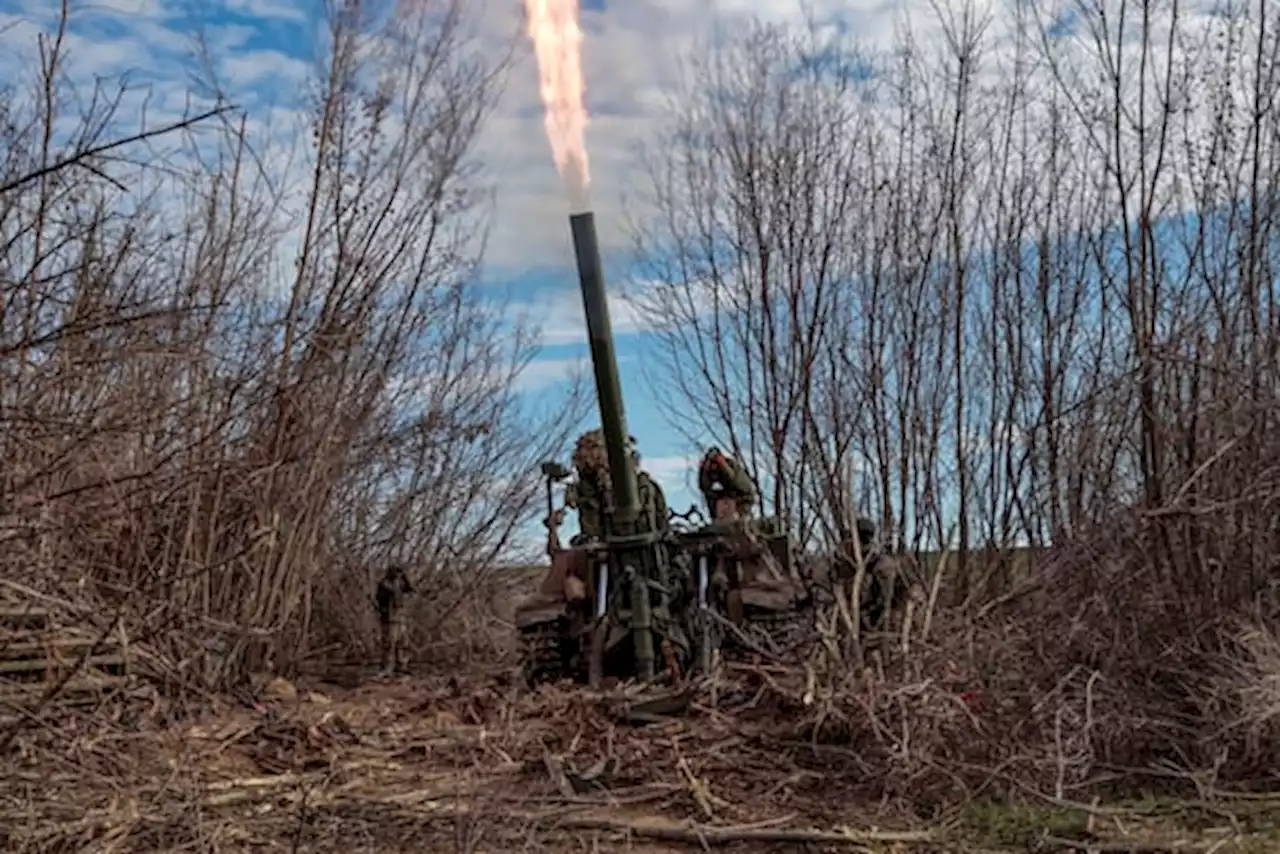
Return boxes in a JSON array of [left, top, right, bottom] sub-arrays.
[[511, 214, 814, 688]]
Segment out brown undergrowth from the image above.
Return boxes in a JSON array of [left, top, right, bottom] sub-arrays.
[[6, 485, 1279, 844], [778, 442, 1280, 809], [3, 654, 1280, 853]]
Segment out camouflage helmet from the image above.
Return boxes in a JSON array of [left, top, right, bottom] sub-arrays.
[[855, 516, 877, 546], [572, 429, 641, 487], [572, 429, 611, 487]]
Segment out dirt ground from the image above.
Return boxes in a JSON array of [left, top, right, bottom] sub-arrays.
[[3, 667, 1280, 853]]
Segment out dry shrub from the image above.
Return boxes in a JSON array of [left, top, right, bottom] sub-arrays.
[[1221, 623, 1280, 740], [0, 1, 583, 699], [299, 558, 532, 679], [995, 436, 1280, 788], [398, 566, 527, 673], [785, 617, 1030, 804], [1200, 621, 1280, 783], [782, 433, 1279, 803]]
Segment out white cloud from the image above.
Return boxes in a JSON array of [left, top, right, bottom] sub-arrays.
[[221, 0, 308, 22], [219, 50, 310, 89], [529, 285, 653, 345], [511, 355, 585, 392], [640, 454, 699, 491], [511, 272, 723, 347], [0, 0, 1239, 279], [84, 0, 166, 15]]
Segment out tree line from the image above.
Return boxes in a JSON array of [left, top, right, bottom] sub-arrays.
[[626, 0, 1279, 604]]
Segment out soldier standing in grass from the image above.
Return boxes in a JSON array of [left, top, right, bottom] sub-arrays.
[[375, 563, 414, 676], [836, 517, 912, 634]]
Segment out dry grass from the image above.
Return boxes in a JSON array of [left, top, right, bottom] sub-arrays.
[[3, 661, 1280, 853]]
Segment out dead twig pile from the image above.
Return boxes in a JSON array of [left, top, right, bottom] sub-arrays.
[[0, 670, 951, 852], [6, 664, 1280, 853]]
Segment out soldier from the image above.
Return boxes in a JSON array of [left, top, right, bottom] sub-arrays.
[[564, 429, 668, 538], [697, 447, 758, 519], [374, 563, 414, 676], [636, 458, 670, 535], [564, 429, 609, 540], [835, 517, 910, 633]]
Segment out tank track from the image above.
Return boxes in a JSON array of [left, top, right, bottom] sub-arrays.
[[519, 609, 814, 682], [518, 619, 577, 685], [722, 606, 813, 662]]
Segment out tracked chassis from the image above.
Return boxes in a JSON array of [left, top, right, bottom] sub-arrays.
[[518, 600, 814, 687]]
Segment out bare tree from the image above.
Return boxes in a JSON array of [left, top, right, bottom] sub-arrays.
[[629, 0, 1278, 610], [0, 0, 584, 685], [627, 16, 884, 550]]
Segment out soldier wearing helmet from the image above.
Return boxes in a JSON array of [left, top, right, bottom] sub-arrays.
[[697, 447, 758, 520], [835, 516, 911, 633], [563, 429, 668, 540]]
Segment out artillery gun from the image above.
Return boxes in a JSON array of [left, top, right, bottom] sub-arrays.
[[511, 212, 812, 687], [515, 459, 814, 685]]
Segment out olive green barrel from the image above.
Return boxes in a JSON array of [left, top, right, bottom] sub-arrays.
[[568, 212, 640, 526], [567, 212, 654, 679]]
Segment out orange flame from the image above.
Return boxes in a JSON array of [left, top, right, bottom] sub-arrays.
[[524, 0, 590, 212]]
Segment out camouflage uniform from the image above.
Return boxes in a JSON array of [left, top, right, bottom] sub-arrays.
[[564, 429, 668, 538], [565, 476, 607, 540], [835, 518, 908, 632], [697, 448, 758, 518], [636, 469, 670, 534], [375, 564, 414, 674]]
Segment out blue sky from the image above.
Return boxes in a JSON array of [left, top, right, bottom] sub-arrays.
[[3, 0, 871, 519], [0, 0, 1238, 548]]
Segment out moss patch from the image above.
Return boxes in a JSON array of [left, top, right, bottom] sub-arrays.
[[952, 795, 1280, 852], [955, 797, 1090, 847]]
